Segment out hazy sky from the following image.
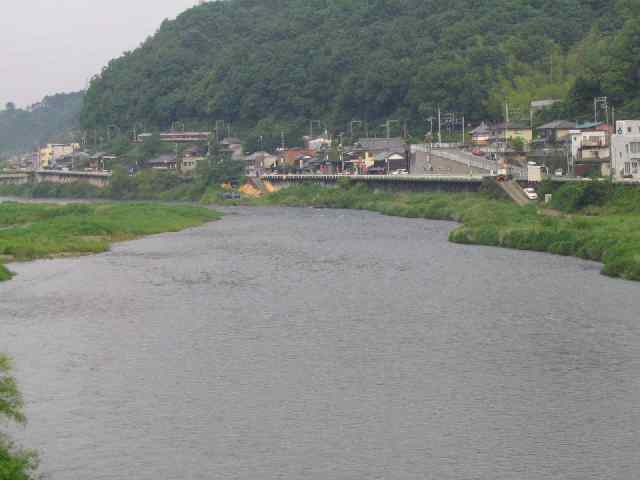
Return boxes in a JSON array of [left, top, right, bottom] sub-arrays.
[[0, 0, 199, 108]]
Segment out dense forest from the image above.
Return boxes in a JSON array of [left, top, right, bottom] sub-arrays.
[[0, 92, 84, 157], [75, 0, 639, 138]]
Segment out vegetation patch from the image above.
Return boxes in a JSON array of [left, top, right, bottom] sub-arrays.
[[260, 182, 640, 282], [0, 202, 220, 282]]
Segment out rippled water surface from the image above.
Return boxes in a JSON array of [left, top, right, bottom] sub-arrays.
[[1, 206, 639, 479]]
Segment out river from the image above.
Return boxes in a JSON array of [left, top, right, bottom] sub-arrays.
[[1, 206, 639, 479]]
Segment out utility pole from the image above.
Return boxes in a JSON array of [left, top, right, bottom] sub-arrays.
[[594, 97, 608, 124], [338, 134, 344, 173], [437, 107, 442, 145], [309, 120, 321, 138], [505, 103, 510, 148], [381, 120, 400, 139], [461, 115, 465, 145], [426, 117, 434, 138], [215, 120, 225, 142], [350, 120, 362, 138]]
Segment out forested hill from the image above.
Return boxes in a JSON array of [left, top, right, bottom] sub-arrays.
[[81, 0, 639, 133], [0, 92, 83, 156]]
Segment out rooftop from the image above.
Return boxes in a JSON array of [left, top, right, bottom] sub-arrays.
[[537, 120, 577, 130]]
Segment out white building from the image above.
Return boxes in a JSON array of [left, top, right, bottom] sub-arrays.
[[611, 120, 640, 180]]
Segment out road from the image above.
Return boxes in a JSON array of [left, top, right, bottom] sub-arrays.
[[412, 150, 488, 176]]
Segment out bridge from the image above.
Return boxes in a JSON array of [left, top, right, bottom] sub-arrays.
[[412, 146, 528, 177], [0, 170, 112, 188], [261, 174, 486, 192]]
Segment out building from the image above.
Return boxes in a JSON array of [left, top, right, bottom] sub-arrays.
[[471, 122, 532, 146], [372, 151, 407, 173], [137, 132, 211, 143], [471, 122, 492, 145], [352, 138, 409, 171], [147, 154, 178, 170], [570, 130, 610, 177], [180, 146, 207, 174], [38, 143, 80, 168], [246, 151, 278, 171], [281, 148, 316, 168], [611, 120, 640, 180], [304, 136, 331, 151], [494, 122, 533, 144], [537, 120, 577, 143]]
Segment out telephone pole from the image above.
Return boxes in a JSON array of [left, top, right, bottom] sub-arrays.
[[437, 107, 442, 145]]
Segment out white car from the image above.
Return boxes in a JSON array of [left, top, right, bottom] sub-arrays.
[[391, 169, 409, 175], [523, 187, 538, 200]]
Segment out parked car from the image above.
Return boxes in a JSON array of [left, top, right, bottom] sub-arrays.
[[472, 148, 483, 156], [391, 169, 409, 175], [523, 187, 538, 200], [554, 169, 564, 176], [220, 191, 241, 200]]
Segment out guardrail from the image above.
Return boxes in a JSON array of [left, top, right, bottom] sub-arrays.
[[261, 174, 485, 183]]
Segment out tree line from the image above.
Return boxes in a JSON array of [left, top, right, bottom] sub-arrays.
[[0, 92, 84, 157], [79, 0, 639, 141]]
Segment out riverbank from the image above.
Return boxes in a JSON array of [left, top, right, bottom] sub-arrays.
[[0, 202, 220, 282], [259, 182, 640, 281]]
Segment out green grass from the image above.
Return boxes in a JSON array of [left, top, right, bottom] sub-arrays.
[[260, 183, 640, 282], [0, 202, 220, 282]]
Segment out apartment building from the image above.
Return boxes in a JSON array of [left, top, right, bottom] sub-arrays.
[[611, 120, 640, 180]]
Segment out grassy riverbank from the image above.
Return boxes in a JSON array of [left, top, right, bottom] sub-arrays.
[[0, 202, 220, 282], [261, 182, 640, 281]]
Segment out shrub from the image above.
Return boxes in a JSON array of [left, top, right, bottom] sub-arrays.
[[0, 264, 12, 281], [550, 181, 615, 212]]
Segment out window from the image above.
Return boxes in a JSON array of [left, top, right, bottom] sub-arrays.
[[634, 162, 639, 174], [630, 142, 640, 154], [625, 162, 631, 175]]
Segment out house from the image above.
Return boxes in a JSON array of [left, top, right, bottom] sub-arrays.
[[147, 154, 178, 170], [494, 122, 533, 144], [570, 130, 611, 177], [221, 138, 245, 161], [246, 151, 278, 171], [180, 146, 207, 174], [351, 138, 409, 170], [372, 151, 408, 173], [611, 120, 640, 180], [537, 120, 577, 143], [304, 136, 331, 151], [282, 148, 316, 168]]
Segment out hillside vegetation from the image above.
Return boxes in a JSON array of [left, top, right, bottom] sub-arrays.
[[81, 0, 639, 136], [0, 92, 83, 157]]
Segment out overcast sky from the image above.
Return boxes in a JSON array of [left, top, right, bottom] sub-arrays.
[[0, 0, 199, 108]]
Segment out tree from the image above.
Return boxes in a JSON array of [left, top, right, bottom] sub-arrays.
[[0, 354, 38, 480], [509, 137, 525, 153]]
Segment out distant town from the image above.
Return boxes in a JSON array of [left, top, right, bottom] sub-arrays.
[[3, 98, 640, 185]]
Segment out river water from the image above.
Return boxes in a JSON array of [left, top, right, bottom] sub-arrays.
[[1, 206, 639, 479]]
